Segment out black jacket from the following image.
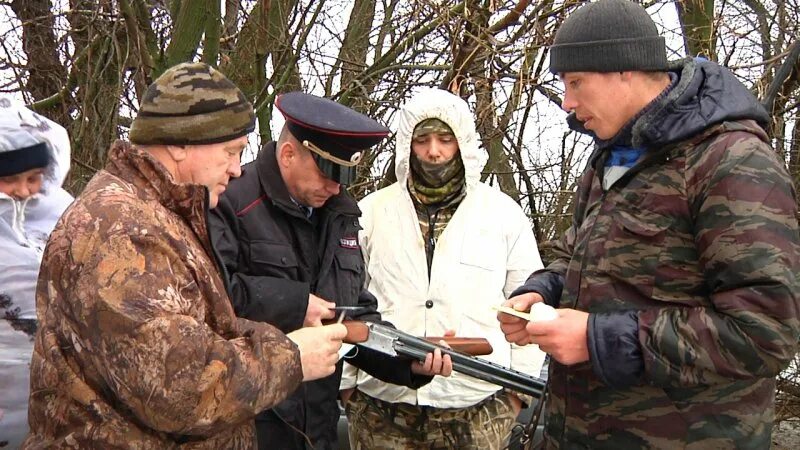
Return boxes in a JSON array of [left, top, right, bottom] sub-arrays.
[[210, 142, 429, 450]]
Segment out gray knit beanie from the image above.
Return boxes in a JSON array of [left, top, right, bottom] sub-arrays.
[[129, 62, 255, 146], [549, 0, 668, 74]]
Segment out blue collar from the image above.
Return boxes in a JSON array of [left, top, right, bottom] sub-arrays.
[[605, 146, 644, 168]]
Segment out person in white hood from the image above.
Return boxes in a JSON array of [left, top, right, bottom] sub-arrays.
[[340, 89, 546, 449], [0, 98, 74, 447]]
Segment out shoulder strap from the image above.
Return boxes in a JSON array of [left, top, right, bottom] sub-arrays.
[[507, 379, 549, 450]]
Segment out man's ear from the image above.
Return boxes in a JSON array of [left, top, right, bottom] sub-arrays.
[[277, 141, 296, 167], [165, 145, 189, 162]]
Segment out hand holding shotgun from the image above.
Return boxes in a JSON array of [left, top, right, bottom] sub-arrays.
[[341, 320, 494, 356], [326, 306, 456, 377], [338, 319, 545, 398], [327, 306, 493, 357], [342, 321, 498, 377]]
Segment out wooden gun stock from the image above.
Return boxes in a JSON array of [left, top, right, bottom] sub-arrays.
[[340, 321, 493, 356], [423, 337, 493, 356], [342, 321, 370, 343]]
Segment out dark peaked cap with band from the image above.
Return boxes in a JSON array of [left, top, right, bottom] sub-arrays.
[[275, 92, 390, 184]]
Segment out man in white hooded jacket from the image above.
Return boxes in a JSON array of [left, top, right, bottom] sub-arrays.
[[340, 89, 546, 449], [0, 98, 74, 447]]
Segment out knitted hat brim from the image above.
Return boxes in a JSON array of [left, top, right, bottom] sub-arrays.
[[129, 102, 255, 146], [0, 141, 51, 177], [550, 36, 668, 74]]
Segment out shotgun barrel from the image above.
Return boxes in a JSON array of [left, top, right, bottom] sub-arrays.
[[349, 321, 545, 398]]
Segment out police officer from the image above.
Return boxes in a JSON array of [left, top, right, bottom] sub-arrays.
[[209, 92, 452, 450]]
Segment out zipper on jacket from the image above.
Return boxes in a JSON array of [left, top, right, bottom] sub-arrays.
[[203, 197, 233, 294], [425, 208, 441, 280], [559, 187, 608, 447]]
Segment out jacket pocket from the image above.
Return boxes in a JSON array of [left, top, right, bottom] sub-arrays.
[[616, 209, 672, 236], [460, 227, 503, 271], [612, 207, 703, 305], [333, 251, 364, 305], [249, 241, 299, 278], [596, 208, 673, 300], [584, 384, 689, 445]]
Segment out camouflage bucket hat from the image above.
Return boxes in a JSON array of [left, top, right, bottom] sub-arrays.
[[412, 118, 454, 139], [129, 62, 256, 145]]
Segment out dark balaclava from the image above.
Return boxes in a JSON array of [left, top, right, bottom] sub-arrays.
[[408, 118, 466, 206]]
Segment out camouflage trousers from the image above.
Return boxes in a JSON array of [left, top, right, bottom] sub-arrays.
[[345, 389, 517, 450]]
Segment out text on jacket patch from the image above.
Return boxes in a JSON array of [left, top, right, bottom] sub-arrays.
[[339, 237, 358, 249]]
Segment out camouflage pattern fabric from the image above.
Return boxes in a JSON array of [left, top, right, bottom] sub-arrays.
[[408, 187, 461, 278], [539, 119, 800, 449], [412, 118, 454, 139], [345, 389, 517, 450], [408, 152, 466, 206], [407, 153, 467, 276], [22, 141, 302, 449], [129, 62, 255, 146], [409, 193, 461, 241]]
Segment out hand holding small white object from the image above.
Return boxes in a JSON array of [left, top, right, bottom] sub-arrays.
[[495, 297, 589, 365], [530, 302, 558, 321], [492, 302, 557, 322]]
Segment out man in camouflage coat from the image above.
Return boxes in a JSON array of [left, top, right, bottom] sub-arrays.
[[498, 1, 800, 448], [22, 62, 347, 449]]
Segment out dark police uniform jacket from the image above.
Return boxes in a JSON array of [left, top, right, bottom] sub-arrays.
[[210, 142, 429, 450]]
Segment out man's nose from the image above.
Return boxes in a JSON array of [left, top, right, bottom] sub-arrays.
[[326, 179, 341, 195], [428, 141, 443, 160], [13, 183, 30, 199], [561, 90, 576, 113], [229, 157, 242, 178]]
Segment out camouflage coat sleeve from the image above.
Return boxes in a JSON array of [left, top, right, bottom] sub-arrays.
[[596, 130, 800, 388], [70, 224, 302, 436]]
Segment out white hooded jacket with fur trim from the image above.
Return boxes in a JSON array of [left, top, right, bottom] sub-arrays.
[[341, 89, 546, 407], [0, 98, 74, 446]]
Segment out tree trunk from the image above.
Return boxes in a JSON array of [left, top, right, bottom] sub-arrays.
[[64, 1, 124, 194], [161, 0, 215, 74], [224, 0, 301, 142], [10, 0, 69, 123], [335, 0, 377, 111], [675, 0, 716, 60], [203, 0, 222, 66], [442, 0, 522, 201]]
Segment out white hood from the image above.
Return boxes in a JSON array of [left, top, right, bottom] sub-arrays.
[[343, 90, 546, 407], [0, 97, 71, 193], [0, 98, 73, 319], [394, 89, 487, 189], [0, 98, 74, 447]]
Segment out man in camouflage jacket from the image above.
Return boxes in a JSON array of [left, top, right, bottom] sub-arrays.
[[22, 63, 346, 449], [498, 1, 800, 448]]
